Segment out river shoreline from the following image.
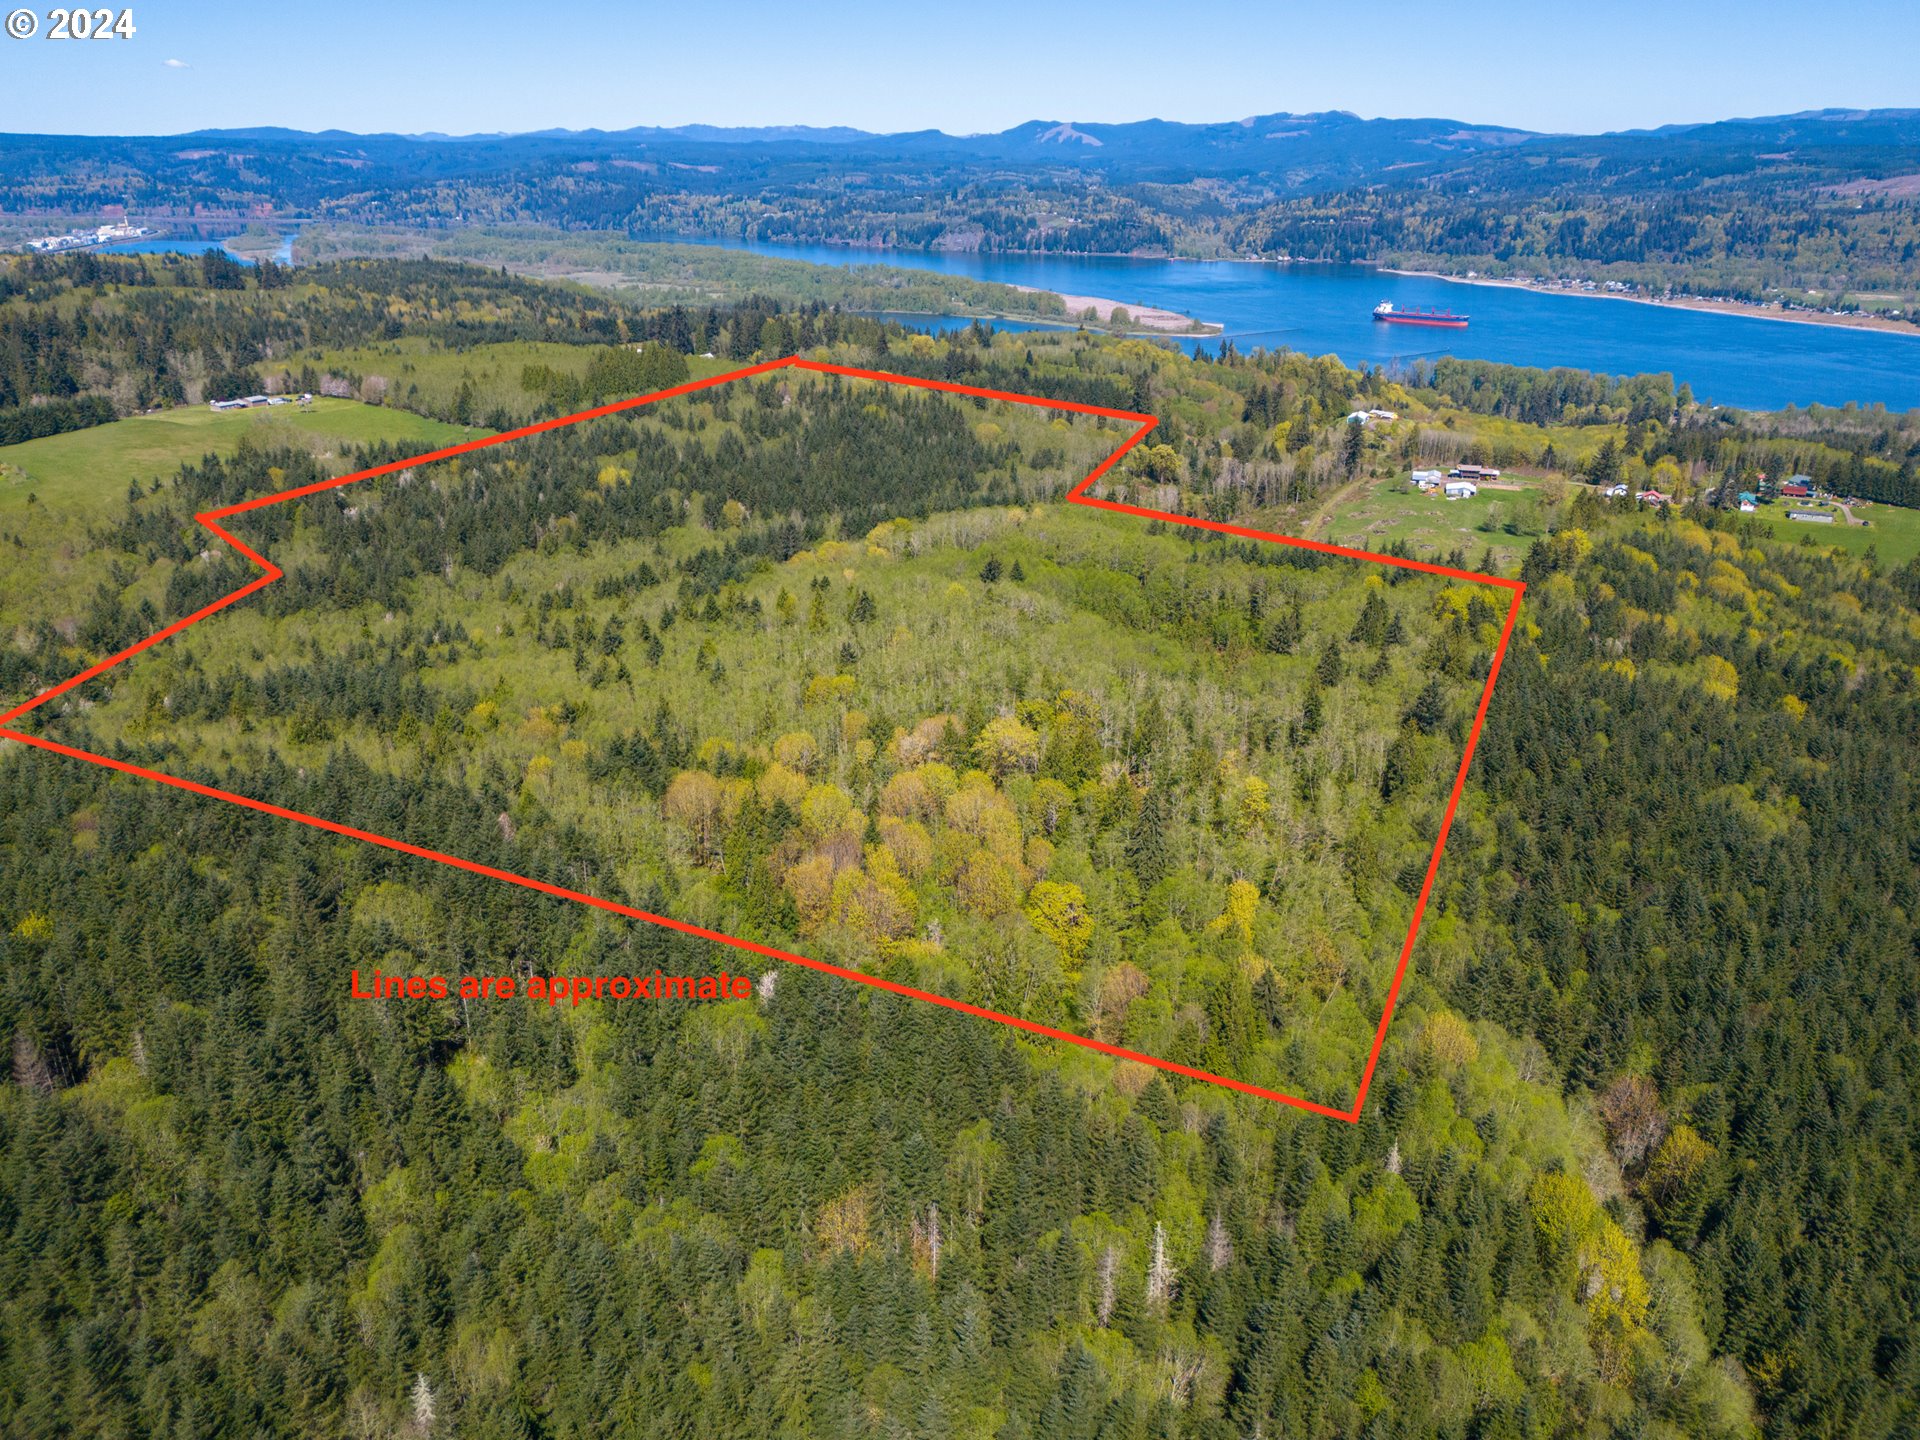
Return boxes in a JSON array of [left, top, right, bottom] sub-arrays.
[[772, 236, 1920, 340], [676, 238, 1920, 408], [1381, 268, 1920, 339], [211, 226, 1218, 339], [38, 218, 1919, 342], [58, 223, 1915, 406], [1006, 284, 1220, 336]]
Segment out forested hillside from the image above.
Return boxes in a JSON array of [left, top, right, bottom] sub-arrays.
[[17, 372, 1501, 1109], [1246, 111, 1920, 316], [1444, 521, 1920, 1433], [0, 733, 1754, 1438], [281, 230, 1130, 332], [0, 251, 1018, 446], [1, 275, 1916, 1437], [7, 110, 1919, 309], [0, 252, 645, 441]]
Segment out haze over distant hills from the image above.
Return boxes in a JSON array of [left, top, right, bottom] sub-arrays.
[[181, 105, 1920, 154], [64, 106, 1916, 178], [154, 109, 1544, 175]]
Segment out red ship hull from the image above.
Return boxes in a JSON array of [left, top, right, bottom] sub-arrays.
[[1374, 312, 1469, 329]]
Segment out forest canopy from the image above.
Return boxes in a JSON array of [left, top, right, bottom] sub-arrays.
[[0, 265, 1914, 1438]]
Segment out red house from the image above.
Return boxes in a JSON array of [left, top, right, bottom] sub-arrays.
[[1781, 483, 1812, 499]]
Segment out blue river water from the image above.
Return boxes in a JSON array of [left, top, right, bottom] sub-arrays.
[[680, 239, 1920, 413], [96, 234, 296, 264], [87, 232, 1920, 411]]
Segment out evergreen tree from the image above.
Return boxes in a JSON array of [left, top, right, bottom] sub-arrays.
[[1350, 591, 1392, 647], [1266, 599, 1303, 655], [1342, 418, 1366, 475], [1314, 638, 1345, 687], [1126, 785, 1173, 888], [1407, 677, 1450, 735]]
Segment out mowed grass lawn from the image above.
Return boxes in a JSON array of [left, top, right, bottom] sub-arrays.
[[1740, 501, 1920, 567], [0, 399, 482, 517]]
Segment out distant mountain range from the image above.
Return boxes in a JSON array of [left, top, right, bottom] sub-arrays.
[[1, 108, 1910, 201], [190, 124, 887, 147], [183, 106, 1920, 154], [150, 107, 1920, 174], [164, 109, 1545, 176]]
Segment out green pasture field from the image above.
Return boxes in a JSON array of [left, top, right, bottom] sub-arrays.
[[280, 339, 740, 425], [0, 399, 481, 637], [281, 339, 596, 424], [1739, 500, 1920, 567], [0, 399, 479, 517]]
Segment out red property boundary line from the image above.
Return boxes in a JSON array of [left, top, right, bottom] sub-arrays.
[[0, 356, 1523, 1121]]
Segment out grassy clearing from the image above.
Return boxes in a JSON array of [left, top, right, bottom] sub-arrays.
[[1321, 467, 1920, 571], [0, 399, 479, 517], [280, 339, 742, 426], [0, 399, 480, 645], [1318, 473, 1563, 572], [282, 339, 597, 424]]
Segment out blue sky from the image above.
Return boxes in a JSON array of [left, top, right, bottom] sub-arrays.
[[2, 0, 1915, 137]]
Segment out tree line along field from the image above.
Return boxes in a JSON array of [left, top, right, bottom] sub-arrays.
[[0, 248, 924, 446], [0, 396, 477, 514], [1, 257, 1917, 1437], [0, 399, 482, 708]]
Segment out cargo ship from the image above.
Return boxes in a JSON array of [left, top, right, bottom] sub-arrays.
[[1372, 301, 1469, 329]]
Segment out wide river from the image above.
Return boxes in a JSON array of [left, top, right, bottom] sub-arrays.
[[680, 239, 1920, 413], [97, 232, 1919, 411]]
